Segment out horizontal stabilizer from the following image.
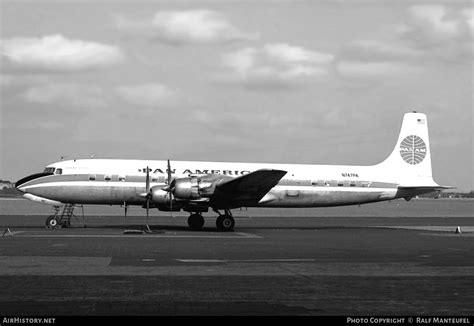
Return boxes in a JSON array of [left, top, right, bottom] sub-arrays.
[[397, 185, 454, 201], [398, 186, 455, 191]]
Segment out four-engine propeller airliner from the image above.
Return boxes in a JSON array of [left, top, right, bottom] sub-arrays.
[[15, 112, 449, 231]]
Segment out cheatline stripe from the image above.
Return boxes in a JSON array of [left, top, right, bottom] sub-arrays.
[[21, 181, 159, 189], [20, 181, 397, 191], [21, 181, 399, 192]]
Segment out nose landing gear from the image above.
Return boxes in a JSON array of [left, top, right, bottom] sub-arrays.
[[45, 204, 83, 229], [45, 214, 60, 229]]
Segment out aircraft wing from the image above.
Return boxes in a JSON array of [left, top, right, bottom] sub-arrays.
[[210, 169, 287, 208]]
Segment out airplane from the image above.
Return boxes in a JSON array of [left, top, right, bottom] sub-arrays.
[[15, 111, 449, 231]]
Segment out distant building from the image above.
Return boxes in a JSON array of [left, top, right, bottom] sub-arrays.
[[418, 190, 474, 199], [0, 180, 14, 190]]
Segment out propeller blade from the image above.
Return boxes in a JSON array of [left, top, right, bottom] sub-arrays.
[[170, 190, 173, 213], [167, 159, 171, 179], [144, 166, 151, 228], [146, 198, 149, 220], [169, 179, 176, 191], [145, 166, 150, 193], [167, 159, 174, 217], [161, 179, 176, 192]]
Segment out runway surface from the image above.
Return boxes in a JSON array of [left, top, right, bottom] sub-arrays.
[[0, 199, 473, 316]]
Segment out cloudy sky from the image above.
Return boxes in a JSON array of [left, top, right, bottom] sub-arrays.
[[1, 0, 472, 191]]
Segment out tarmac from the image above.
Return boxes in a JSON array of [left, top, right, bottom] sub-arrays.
[[0, 212, 473, 316]]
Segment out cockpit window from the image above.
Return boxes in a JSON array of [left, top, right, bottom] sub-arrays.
[[55, 168, 63, 175], [44, 167, 55, 173]]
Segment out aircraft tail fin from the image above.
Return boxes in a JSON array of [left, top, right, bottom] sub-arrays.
[[376, 111, 439, 187]]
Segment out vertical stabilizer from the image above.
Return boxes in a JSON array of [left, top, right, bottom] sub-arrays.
[[377, 112, 438, 187]]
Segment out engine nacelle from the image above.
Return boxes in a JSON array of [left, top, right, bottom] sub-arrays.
[[150, 186, 173, 205], [174, 177, 201, 200], [172, 175, 223, 200]]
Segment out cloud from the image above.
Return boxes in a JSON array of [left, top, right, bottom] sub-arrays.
[[335, 61, 420, 79], [399, 5, 472, 46], [115, 9, 258, 44], [339, 40, 423, 63], [336, 5, 473, 79], [220, 43, 334, 88], [18, 82, 178, 112], [397, 5, 473, 61], [1, 34, 125, 72], [21, 83, 107, 109], [463, 7, 474, 33], [0, 74, 48, 90], [16, 120, 65, 131], [116, 83, 177, 107], [335, 40, 424, 79]]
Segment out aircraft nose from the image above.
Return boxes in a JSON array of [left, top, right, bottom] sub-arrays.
[[15, 172, 54, 192], [15, 184, 26, 193], [15, 180, 28, 193]]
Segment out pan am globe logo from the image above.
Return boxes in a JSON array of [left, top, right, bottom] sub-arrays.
[[399, 135, 427, 165]]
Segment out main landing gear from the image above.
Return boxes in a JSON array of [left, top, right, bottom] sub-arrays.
[[187, 213, 205, 230], [214, 208, 235, 232], [187, 209, 235, 232]]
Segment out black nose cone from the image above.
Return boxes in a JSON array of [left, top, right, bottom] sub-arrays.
[[15, 172, 53, 189]]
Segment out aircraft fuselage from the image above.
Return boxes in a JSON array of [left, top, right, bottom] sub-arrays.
[[16, 159, 406, 209]]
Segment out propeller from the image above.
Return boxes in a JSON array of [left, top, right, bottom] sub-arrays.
[[145, 166, 151, 223], [161, 159, 175, 215], [139, 166, 152, 227], [140, 161, 175, 223], [123, 201, 128, 220]]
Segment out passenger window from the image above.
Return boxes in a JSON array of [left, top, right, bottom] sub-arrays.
[[338, 181, 344, 187], [104, 175, 111, 181], [89, 174, 96, 181], [118, 176, 126, 182], [324, 181, 331, 186], [350, 181, 356, 187], [311, 181, 317, 186]]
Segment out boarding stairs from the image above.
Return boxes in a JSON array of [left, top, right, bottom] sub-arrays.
[[47, 204, 85, 228]]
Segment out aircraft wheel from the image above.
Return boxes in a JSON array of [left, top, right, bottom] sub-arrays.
[[45, 216, 59, 229], [216, 215, 234, 232], [188, 213, 204, 230]]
